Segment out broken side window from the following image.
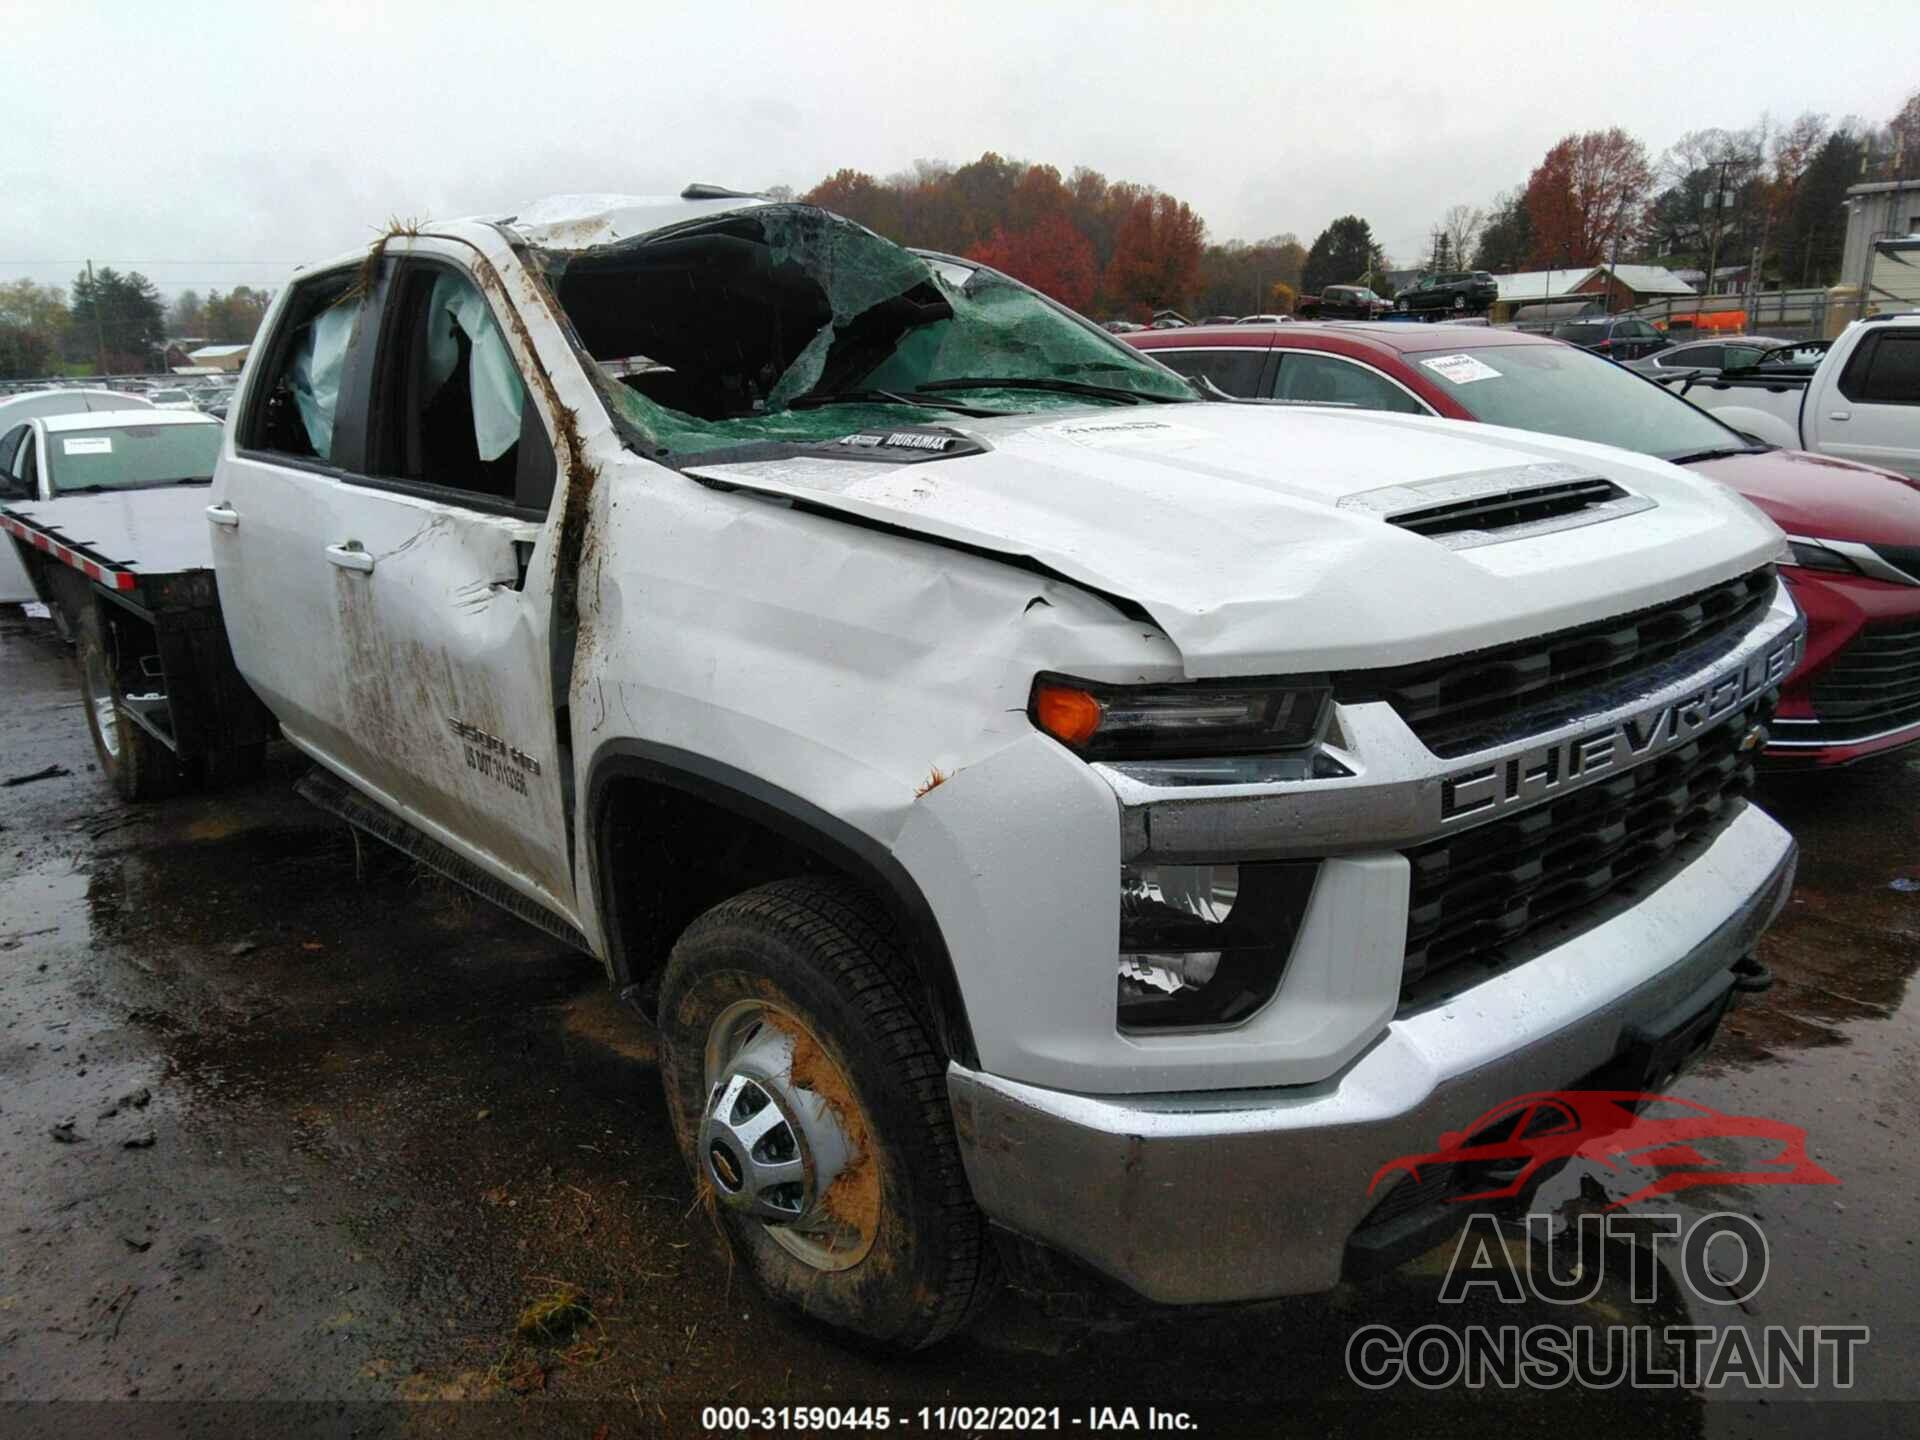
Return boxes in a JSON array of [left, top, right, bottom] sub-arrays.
[[244, 272, 359, 462], [536, 205, 1197, 462], [363, 261, 554, 510]]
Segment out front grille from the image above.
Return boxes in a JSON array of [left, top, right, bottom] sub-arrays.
[[1399, 700, 1765, 998], [1387, 478, 1629, 541], [1335, 567, 1776, 757], [1806, 617, 1920, 741]]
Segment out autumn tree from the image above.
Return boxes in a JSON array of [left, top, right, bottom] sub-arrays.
[[1302, 216, 1382, 293], [0, 279, 69, 379], [1523, 129, 1653, 268], [805, 168, 905, 241], [1102, 192, 1206, 312], [201, 286, 273, 344], [1195, 234, 1306, 317], [966, 212, 1098, 311], [804, 154, 1207, 316], [1887, 89, 1920, 179]]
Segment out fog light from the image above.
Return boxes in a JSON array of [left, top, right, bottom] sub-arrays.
[[1117, 861, 1317, 1031]]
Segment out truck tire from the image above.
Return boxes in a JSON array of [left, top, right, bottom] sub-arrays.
[[78, 620, 182, 802], [658, 877, 995, 1351]]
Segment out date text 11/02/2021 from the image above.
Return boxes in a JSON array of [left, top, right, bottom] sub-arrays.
[[699, 1406, 1198, 1431]]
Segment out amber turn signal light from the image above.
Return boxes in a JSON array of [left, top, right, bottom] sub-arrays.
[[1032, 683, 1104, 747]]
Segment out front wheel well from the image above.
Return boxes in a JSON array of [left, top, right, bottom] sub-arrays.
[[587, 744, 977, 1067]]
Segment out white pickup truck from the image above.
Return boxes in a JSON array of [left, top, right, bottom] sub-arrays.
[[205, 190, 1802, 1349], [1657, 313, 1920, 477]]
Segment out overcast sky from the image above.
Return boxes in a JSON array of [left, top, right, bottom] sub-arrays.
[[3, 0, 1914, 302]]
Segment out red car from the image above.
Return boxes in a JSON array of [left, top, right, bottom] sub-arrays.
[[1367, 1090, 1839, 1211], [1130, 322, 1920, 767]]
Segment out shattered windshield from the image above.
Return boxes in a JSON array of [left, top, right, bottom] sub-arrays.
[[538, 204, 1197, 461]]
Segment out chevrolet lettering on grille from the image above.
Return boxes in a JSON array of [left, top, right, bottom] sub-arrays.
[[1438, 627, 1802, 825]]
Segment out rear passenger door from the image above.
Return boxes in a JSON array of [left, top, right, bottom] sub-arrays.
[[1824, 328, 1920, 477]]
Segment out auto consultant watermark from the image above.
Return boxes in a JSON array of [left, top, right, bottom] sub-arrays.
[[1346, 1089, 1867, 1392]]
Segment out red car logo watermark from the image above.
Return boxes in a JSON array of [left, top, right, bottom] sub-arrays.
[[1369, 1090, 1838, 1209]]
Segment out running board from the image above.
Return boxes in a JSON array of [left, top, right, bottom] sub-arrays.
[[294, 766, 593, 955]]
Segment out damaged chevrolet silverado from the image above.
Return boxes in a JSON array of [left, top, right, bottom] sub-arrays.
[[209, 188, 1804, 1350]]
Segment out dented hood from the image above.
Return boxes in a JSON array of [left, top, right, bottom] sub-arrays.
[[683, 403, 1785, 676]]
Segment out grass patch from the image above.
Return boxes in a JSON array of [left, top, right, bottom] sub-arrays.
[[515, 1284, 594, 1344]]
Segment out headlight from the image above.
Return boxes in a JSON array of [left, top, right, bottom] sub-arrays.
[[1029, 673, 1331, 760], [1785, 539, 1858, 574], [1117, 861, 1318, 1031]]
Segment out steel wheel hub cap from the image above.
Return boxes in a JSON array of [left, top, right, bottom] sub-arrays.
[[85, 652, 120, 761], [699, 1006, 866, 1268]]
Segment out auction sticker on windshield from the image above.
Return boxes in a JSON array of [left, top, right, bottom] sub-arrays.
[[63, 436, 113, 455], [1420, 354, 1503, 386]]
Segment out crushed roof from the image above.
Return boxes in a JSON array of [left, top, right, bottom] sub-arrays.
[[502, 192, 774, 250]]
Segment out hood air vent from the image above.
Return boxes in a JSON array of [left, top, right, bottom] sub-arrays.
[[1339, 463, 1655, 551], [1389, 477, 1629, 539]]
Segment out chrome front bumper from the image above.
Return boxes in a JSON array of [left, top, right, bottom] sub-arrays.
[[947, 801, 1797, 1306]]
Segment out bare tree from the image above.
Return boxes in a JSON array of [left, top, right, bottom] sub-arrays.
[[1442, 205, 1485, 270], [1654, 124, 1767, 280]]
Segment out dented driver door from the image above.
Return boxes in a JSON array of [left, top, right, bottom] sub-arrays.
[[313, 243, 578, 922]]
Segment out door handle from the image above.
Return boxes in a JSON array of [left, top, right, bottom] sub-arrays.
[[1828, 411, 1850, 422], [205, 503, 239, 528], [325, 542, 375, 573]]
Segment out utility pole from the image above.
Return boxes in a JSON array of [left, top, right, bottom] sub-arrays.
[[86, 259, 109, 376]]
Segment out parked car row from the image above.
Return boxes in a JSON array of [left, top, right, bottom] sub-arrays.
[[5, 189, 1882, 1355], [1128, 315, 1920, 767]]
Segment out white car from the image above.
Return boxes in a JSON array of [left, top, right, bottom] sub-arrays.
[[1235, 312, 1295, 325], [146, 387, 200, 411], [206, 189, 1798, 1348], [1657, 314, 1920, 477], [0, 389, 157, 602], [1, 409, 223, 506]]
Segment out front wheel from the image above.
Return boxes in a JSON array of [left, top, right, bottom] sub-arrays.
[[658, 878, 995, 1351]]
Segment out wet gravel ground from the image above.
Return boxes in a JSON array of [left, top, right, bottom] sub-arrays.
[[1, 600, 1917, 1437]]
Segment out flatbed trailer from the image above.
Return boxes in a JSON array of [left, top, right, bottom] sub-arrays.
[[2, 490, 274, 799]]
